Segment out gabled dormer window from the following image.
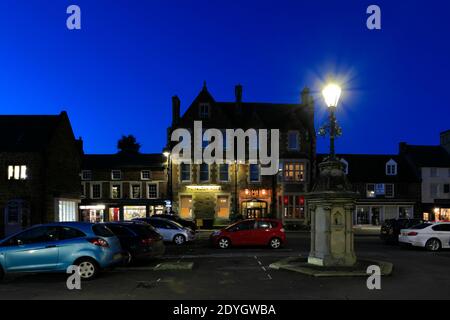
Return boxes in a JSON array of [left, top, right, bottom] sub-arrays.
[[386, 159, 397, 176], [199, 103, 210, 119], [340, 158, 349, 175]]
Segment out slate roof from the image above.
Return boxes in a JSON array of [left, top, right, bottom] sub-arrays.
[[317, 153, 419, 183], [176, 86, 314, 133], [83, 153, 164, 169], [0, 114, 63, 152], [400, 144, 450, 168]]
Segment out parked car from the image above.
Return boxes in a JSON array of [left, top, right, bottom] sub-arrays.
[[152, 214, 197, 231], [133, 217, 195, 245], [210, 219, 286, 249], [380, 218, 422, 244], [0, 222, 123, 281], [102, 221, 165, 264], [398, 222, 450, 251]]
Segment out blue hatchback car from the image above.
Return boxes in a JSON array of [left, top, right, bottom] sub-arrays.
[[0, 222, 123, 280]]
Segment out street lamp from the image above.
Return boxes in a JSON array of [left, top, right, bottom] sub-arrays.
[[163, 147, 173, 210], [234, 160, 239, 219], [319, 83, 342, 160]]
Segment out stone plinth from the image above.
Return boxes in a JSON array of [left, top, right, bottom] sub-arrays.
[[307, 160, 358, 267]]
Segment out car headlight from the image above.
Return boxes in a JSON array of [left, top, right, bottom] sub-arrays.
[[212, 230, 220, 236]]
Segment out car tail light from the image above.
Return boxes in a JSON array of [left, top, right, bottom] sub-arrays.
[[87, 238, 110, 248], [140, 238, 154, 246], [407, 231, 418, 236]]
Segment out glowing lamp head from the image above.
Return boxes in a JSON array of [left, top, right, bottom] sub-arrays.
[[163, 148, 170, 157], [322, 83, 342, 108]]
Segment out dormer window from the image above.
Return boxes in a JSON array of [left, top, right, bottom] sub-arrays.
[[340, 158, 349, 175], [386, 159, 397, 176], [199, 103, 210, 119]]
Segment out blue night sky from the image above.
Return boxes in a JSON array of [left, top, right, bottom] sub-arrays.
[[0, 0, 449, 155]]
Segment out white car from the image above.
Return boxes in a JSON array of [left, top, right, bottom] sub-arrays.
[[399, 222, 450, 251]]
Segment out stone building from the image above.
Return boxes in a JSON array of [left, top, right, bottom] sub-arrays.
[[317, 154, 421, 226], [400, 130, 450, 221], [166, 83, 316, 227], [0, 112, 82, 237], [80, 153, 168, 222]]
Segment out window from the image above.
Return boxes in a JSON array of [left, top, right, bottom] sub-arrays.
[[386, 159, 397, 176], [432, 224, 450, 232], [375, 183, 385, 195], [58, 200, 78, 222], [147, 183, 158, 199], [81, 183, 86, 198], [199, 103, 210, 119], [180, 163, 191, 182], [229, 220, 255, 232], [219, 164, 229, 181], [81, 170, 92, 180], [141, 170, 151, 180], [131, 184, 141, 199], [430, 168, 438, 177], [448, 168, 450, 178], [111, 184, 121, 199], [444, 184, 450, 194], [217, 196, 230, 219], [385, 184, 394, 197], [111, 170, 122, 180], [282, 195, 305, 219], [9, 226, 59, 245], [249, 164, 260, 182], [7, 165, 27, 180], [257, 221, 272, 229], [283, 162, 305, 182], [430, 184, 439, 197], [59, 227, 86, 240], [287, 131, 299, 150], [180, 196, 193, 219], [91, 183, 102, 199], [366, 184, 375, 198], [199, 163, 209, 182]]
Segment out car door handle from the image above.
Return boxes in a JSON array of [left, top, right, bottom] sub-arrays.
[[45, 245, 58, 248]]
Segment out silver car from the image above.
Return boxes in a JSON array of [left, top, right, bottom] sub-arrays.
[[134, 217, 195, 245]]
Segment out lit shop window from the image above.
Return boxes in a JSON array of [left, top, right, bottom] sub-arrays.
[[123, 206, 146, 220], [180, 196, 193, 219], [58, 200, 78, 222], [8, 165, 27, 180]]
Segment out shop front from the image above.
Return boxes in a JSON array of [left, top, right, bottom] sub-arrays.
[[354, 203, 415, 226], [423, 201, 450, 221], [240, 188, 272, 219]]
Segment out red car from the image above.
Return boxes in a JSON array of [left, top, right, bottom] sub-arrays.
[[210, 219, 286, 249]]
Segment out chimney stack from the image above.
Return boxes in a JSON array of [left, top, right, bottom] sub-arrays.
[[235, 84, 243, 103], [301, 87, 313, 106], [172, 95, 180, 126]]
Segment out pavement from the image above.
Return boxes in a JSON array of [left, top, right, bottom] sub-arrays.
[[0, 232, 449, 299]]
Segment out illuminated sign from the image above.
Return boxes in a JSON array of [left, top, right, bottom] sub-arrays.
[[186, 185, 221, 191]]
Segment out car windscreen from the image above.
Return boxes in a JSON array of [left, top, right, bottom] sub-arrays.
[[92, 224, 115, 237], [409, 223, 432, 230]]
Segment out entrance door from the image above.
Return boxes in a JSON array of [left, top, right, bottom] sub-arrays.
[[4, 200, 29, 237], [247, 209, 262, 219]]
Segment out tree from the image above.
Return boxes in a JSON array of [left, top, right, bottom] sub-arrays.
[[117, 135, 141, 154]]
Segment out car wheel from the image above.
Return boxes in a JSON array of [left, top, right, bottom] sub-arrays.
[[269, 237, 282, 249], [123, 251, 133, 265], [218, 237, 230, 249], [425, 238, 441, 252], [75, 258, 99, 280], [173, 234, 186, 245]]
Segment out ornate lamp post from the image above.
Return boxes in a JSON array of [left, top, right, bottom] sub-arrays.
[[163, 148, 173, 212], [307, 82, 357, 267], [319, 83, 342, 160]]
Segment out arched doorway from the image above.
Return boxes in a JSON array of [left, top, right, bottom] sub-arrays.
[[242, 200, 267, 219]]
